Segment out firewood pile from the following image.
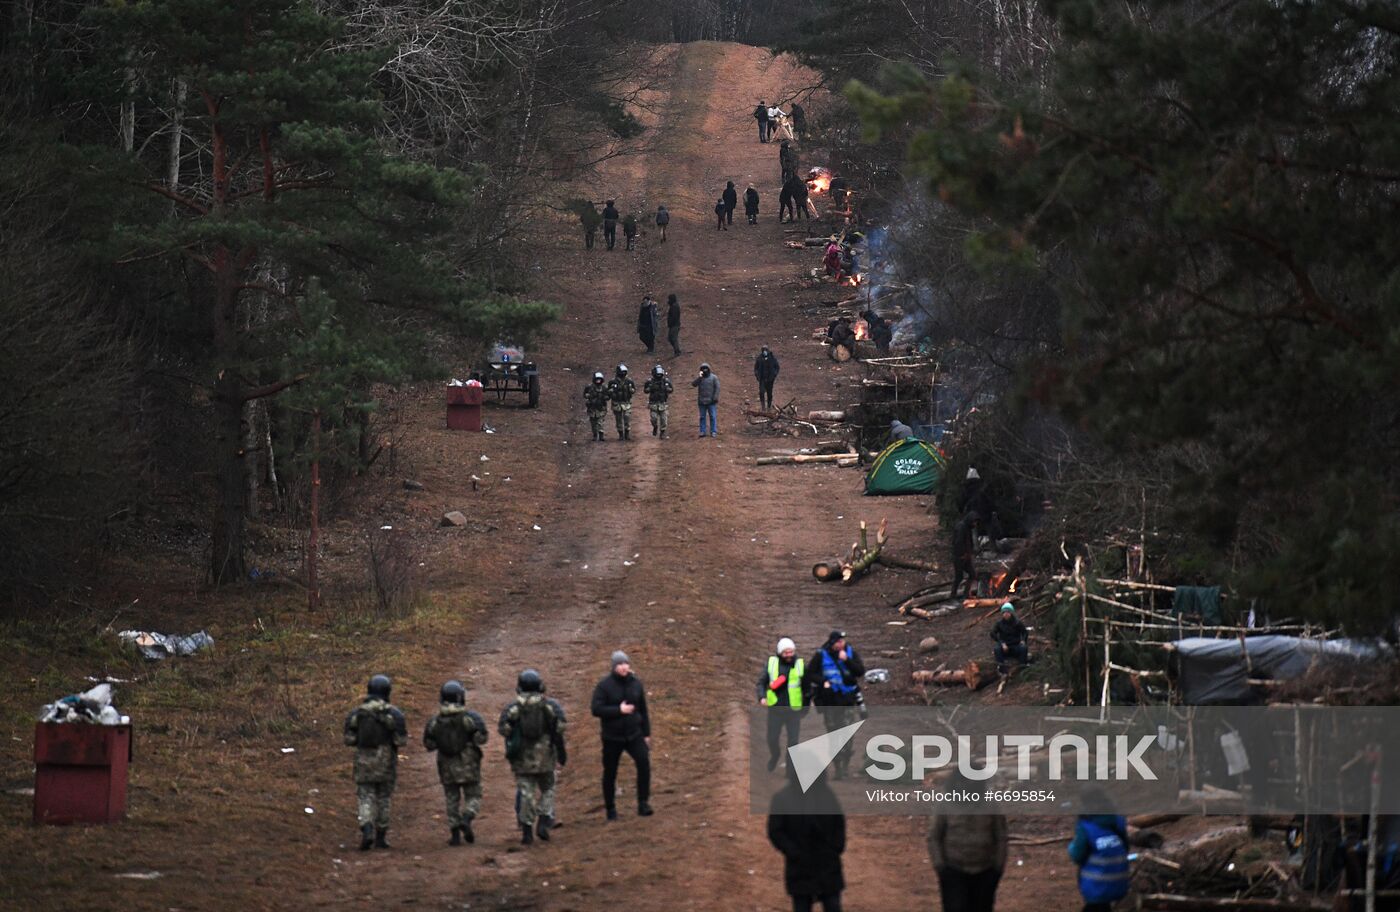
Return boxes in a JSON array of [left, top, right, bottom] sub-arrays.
[[1131, 825, 1321, 910], [742, 398, 849, 437]]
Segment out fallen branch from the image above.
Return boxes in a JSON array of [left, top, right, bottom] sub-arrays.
[[877, 552, 943, 573], [757, 453, 852, 465], [1139, 897, 1327, 912], [911, 660, 997, 690], [841, 518, 888, 582]]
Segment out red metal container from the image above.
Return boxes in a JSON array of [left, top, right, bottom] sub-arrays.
[[446, 384, 484, 432], [33, 722, 132, 825]]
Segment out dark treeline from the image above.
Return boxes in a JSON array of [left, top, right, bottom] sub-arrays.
[[780, 0, 1400, 629], [0, 0, 655, 601]]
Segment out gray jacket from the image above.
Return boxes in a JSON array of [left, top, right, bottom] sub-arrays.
[[692, 372, 720, 405]]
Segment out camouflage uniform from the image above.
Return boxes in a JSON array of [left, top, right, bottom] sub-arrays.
[[607, 375, 636, 439], [498, 693, 566, 827], [643, 374, 673, 438], [584, 382, 610, 439], [423, 703, 489, 829], [343, 698, 408, 829], [541, 697, 568, 820]]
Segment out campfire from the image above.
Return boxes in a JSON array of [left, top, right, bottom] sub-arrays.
[[989, 571, 1021, 596], [840, 272, 863, 287], [853, 318, 870, 341], [807, 166, 832, 194]]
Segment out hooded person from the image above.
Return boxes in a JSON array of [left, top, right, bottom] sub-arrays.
[[780, 174, 808, 222], [990, 602, 1029, 674], [754, 345, 781, 410], [889, 418, 914, 442], [757, 636, 807, 772], [768, 764, 847, 912], [655, 204, 670, 242], [637, 294, 659, 353], [744, 184, 761, 224], [928, 771, 1009, 912], [343, 674, 409, 850], [805, 631, 865, 779], [715, 196, 728, 231], [691, 362, 720, 437], [590, 650, 652, 820], [722, 181, 738, 225], [958, 466, 995, 524], [423, 679, 489, 845], [583, 370, 610, 441]]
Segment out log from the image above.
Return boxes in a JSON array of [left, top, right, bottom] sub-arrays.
[[841, 518, 888, 582], [962, 597, 1019, 610], [807, 410, 846, 421], [828, 343, 853, 362], [757, 453, 852, 465], [877, 552, 943, 573], [913, 669, 965, 685], [898, 593, 953, 613], [1129, 813, 1185, 829], [962, 660, 998, 690], [1140, 897, 1328, 912], [905, 605, 956, 620], [812, 561, 843, 581]]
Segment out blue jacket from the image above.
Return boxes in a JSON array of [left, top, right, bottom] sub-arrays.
[[1069, 815, 1130, 903]]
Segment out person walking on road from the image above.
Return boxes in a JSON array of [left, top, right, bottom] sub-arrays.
[[591, 650, 653, 820], [757, 636, 806, 772], [498, 669, 567, 845], [745, 184, 760, 224], [666, 293, 682, 356], [343, 674, 408, 851], [692, 362, 720, 437], [607, 364, 636, 441], [722, 181, 738, 226], [578, 200, 601, 250], [951, 511, 979, 599], [1069, 797, 1131, 912], [637, 294, 659, 353], [780, 175, 809, 222], [601, 199, 620, 250], [806, 631, 864, 779], [584, 371, 610, 442], [655, 204, 670, 243], [779, 139, 799, 182], [928, 774, 1008, 912], [754, 345, 780, 410], [754, 100, 771, 142], [991, 602, 1030, 675], [768, 767, 846, 912], [791, 102, 807, 139], [644, 365, 673, 438], [423, 679, 488, 845], [715, 196, 728, 231], [622, 212, 639, 250]]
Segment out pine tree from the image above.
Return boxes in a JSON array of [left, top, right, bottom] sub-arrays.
[[851, 0, 1400, 625], [81, 0, 558, 584]]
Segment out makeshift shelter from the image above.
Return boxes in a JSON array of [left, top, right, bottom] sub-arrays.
[[864, 438, 945, 495], [1169, 635, 1388, 704]]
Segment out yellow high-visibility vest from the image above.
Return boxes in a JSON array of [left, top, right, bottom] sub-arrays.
[[765, 656, 805, 707]]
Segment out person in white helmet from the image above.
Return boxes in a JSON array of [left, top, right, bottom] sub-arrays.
[[756, 636, 807, 772]]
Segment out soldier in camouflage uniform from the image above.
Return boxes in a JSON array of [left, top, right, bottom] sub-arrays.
[[644, 365, 673, 438], [423, 679, 488, 846], [343, 674, 408, 850], [584, 371, 610, 442], [498, 668, 567, 845], [607, 364, 636, 441]]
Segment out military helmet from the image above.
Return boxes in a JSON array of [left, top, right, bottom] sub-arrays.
[[592, 371, 604, 383], [367, 674, 392, 699], [440, 679, 465, 704], [517, 668, 543, 693], [616, 363, 628, 375], [653, 365, 665, 377]]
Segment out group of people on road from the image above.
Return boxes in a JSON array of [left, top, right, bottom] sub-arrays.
[[754, 100, 805, 143], [715, 180, 765, 229], [583, 360, 722, 440], [344, 653, 653, 850], [576, 199, 667, 251]]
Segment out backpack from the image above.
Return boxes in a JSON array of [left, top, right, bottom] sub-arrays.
[[355, 707, 392, 748], [519, 698, 550, 741], [433, 714, 470, 756]]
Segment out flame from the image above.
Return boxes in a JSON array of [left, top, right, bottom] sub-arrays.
[[1009, 577, 1020, 593], [810, 176, 831, 194], [853, 318, 869, 341], [990, 571, 1008, 591]]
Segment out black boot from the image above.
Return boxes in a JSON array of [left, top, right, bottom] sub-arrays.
[[638, 803, 654, 817], [359, 822, 374, 851], [374, 827, 390, 849], [536, 816, 552, 841], [605, 807, 618, 821], [461, 818, 475, 844], [449, 826, 461, 846], [521, 823, 534, 845], [624, 428, 630, 440]]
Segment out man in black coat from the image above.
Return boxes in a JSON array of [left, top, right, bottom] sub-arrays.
[[601, 199, 620, 250], [754, 345, 781, 410], [754, 101, 771, 142], [590, 650, 652, 820], [744, 184, 760, 224], [637, 295, 658, 353], [768, 767, 846, 912], [666, 293, 681, 356], [722, 181, 738, 226], [951, 511, 979, 600]]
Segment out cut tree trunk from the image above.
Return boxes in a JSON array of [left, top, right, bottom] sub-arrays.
[[828, 343, 852, 362], [807, 410, 845, 421], [757, 453, 853, 465], [841, 518, 887, 582], [912, 661, 998, 689], [905, 605, 957, 620], [963, 597, 1019, 610], [813, 561, 843, 581], [878, 552, 943, 572]]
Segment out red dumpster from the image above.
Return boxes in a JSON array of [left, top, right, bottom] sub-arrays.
[[34, 722, 132, 825], [446, 383, 484, 432]]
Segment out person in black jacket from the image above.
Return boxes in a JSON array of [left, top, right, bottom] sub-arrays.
[[806, 631, 865, 779], [990, 603, 1029, 675], [722, 181, 738, 225], [744, 184, 760, 225], [637, 294, 658, 354], [754, 345, 780, 410], [768, 766, 846, 912], [590, 650, 652, 820], [715, 197, 728, 231], [754, 101, 771, 142], [780, 175, 808, 222], [666, 293, 682, 356], [601, 199, 620, 250]]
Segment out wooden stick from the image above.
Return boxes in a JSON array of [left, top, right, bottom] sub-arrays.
[[757, 453, 852, 465]]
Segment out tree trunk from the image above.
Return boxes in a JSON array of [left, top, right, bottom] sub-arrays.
[[813, 560, 843, 581], [166, 77, 186, 209], [307, 410, 321, 610], [120, 66, 136, 153], [211, 373, 247, 584]]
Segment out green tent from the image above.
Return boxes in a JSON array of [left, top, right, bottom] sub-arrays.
[[864, 438, 946, 495]]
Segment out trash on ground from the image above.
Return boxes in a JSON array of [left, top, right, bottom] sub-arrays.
[[113, 871, 163, 880], [118, 629, 214, 660], [39, 682, 129, 725], [864, 668, 891, 683]]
